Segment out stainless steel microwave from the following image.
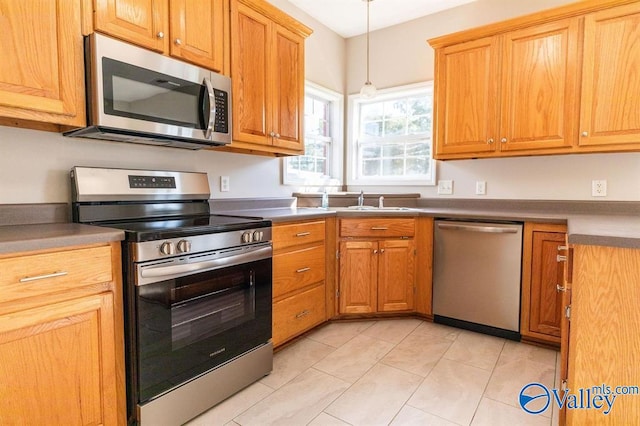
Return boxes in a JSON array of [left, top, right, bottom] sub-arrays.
[[65, 33, 231, 149]]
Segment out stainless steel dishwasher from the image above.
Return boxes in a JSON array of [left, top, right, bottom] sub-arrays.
[[433, 219, 523, 340]]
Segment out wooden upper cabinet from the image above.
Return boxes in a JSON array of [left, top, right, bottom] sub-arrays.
[[94, 0, 226, 72], [169, 0, 225, 73], [94, 0, 168, 52], [0, 0, 85, 127], [231, 2, 272, 145], [579, 2, 640, 148], [500, 19, 579, 152], [435, 36, 500, 157], [229, 0, 311, 156]]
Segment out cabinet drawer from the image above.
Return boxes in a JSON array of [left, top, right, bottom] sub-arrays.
[[340, 218, 415, 238], [273, 220, 325, 251], [273, 245, 325, 299], [0, 246, 113, 304], [273, 284, 325, 346]]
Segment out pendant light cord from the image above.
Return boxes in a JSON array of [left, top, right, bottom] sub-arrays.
[[366, 0, 371, 84]]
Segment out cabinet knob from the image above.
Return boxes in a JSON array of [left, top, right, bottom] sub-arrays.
[[501, 137, 508, 143], [487, 138, 494, 144], [157, 31, 164, 39], [373, 249, 378, 254], [581, 131, 588, 137], [557, 284, 566, 292], [380, 248, 385, 254], [269, 131, 276, 137], [174, 38, 182, 46], [275, 133, 280, 138]]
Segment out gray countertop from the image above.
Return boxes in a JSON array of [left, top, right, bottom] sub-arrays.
[[0, 223, 125, 255]]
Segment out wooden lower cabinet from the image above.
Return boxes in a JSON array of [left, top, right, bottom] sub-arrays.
[[521, 222, 566, 345], [338, 218, 416, 315], [563, 244, 640, 424], [272, 219, 327, 347], [0, 242, 125, 425]]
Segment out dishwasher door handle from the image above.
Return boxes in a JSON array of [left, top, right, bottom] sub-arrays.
[[436, 223, 519, 234]]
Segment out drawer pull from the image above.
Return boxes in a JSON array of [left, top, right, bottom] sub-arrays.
[[295, 310, 310, 319], [557, 255, 567, 262], [296, 267, 311, 273], [558, 245, 568, 251], [370, 227, 389, 231], [295, 232, 311, 237], [19, 271, 68, 283]]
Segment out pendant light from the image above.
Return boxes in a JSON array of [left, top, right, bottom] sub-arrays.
[[360, 0, 377, 98]]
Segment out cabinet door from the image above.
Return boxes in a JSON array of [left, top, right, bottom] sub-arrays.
[[339, 241, 377, 314], [0, 0, 85, 126], [434, 36, 500, 157], [169, 0, 225, 72], [528, 231, 564, 338], [500, 19, 579, 152], [579, 3, 640, 148], [0, 293, 118, 424], [94, 0, 168, 52], [230, 1, 272, 145], [378, 239, 415, 312], [271, 23, 304, 151]]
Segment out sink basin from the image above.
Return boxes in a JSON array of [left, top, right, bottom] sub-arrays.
[[346, 206, 413, 211]]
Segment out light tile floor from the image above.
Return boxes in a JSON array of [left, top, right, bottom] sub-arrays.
[[187, 319, 560, 426]]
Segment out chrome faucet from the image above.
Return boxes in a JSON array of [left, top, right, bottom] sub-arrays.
[[378, 196, 384, 208], [358, 190, 364, 207]]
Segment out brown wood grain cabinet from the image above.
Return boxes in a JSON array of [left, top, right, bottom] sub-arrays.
[[338, 218, 416, 315], [0, 0, 86, 129], [94, 0, 227, 73], [272, 220, 326, 347], [430, 0, 640, 160], [228, 0, 311, 156], [520, 223, 566, 346], [562, 244, 640, 424], [0, 243, 125, 425]]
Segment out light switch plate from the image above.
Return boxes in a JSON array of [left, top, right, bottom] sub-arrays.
[[438, 180, 453, 195]]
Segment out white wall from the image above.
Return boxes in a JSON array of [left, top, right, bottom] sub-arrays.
[[0, 1, 345, 205], [345, 0, 640, 201]]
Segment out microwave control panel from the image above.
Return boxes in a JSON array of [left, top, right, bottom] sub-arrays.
[[213, 89, 229, 133]]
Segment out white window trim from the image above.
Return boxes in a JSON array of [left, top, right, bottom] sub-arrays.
[[282, 81, 344, 187], [347, 81, 436, 186]]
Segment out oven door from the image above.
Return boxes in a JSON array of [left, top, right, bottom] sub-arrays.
[[132, 244, 272, 404]]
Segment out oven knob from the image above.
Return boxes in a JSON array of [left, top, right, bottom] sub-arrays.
[[241, 232, 252, 243], [177, 239, 191, 253], [253, 231, 263, 242], [160, 241, 175, 255]]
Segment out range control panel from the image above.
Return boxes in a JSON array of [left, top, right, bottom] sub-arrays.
[[128, 175, 177, 189]]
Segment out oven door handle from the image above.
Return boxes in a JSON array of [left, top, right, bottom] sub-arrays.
[[138, 246, 271, 284]]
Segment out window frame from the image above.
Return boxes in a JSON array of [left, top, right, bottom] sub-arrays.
[[347, 81, 436, 186], [282, 81, 343, 187]]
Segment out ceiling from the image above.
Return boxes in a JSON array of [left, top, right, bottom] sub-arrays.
[[287, 0, 478, 38]]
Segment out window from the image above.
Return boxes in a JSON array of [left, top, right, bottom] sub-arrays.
[[348, 82, 435, 186], [283, 82, 343, 186]]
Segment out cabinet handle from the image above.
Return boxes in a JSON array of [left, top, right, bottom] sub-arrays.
[[157, 31, 164, 39], [275, 133, 280, 138], [296, 267, 311, 273], [557, 255, 567, 262], [557, 284, 566, 292], [487, 138, 494, 144], [501, 137, 508, 143], [20, 271, 68, 283], [373, 249, 378, 254], [558, 245, 568, 251], [370, 227, 388, 230], [295, 232, 311, 237], [295, 310, 310, 319], [581, 131, 588, 137], [174, 38, 182, 46], [269, 131, 276, 137], [380, 248, 385, 254]]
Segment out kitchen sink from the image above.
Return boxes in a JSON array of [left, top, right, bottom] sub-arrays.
[[346, 206, 414, 211]]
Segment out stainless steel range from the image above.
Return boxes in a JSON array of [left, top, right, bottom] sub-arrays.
[[71, 167, 273, 426]]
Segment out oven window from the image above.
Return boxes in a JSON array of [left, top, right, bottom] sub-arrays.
[[103, 57, 205, 129], [135, 258, 271, 403]]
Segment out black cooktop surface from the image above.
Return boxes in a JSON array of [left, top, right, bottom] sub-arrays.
[[100, 214, 271, 242]]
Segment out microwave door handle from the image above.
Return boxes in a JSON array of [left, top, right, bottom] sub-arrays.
[[202, 77, 215, 139]]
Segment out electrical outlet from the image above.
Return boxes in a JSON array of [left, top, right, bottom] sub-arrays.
[[220, 176, 230, 192], [476, 181, 487, 195], [592, 180, 607, 197], [437, 180, 453, 195]]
